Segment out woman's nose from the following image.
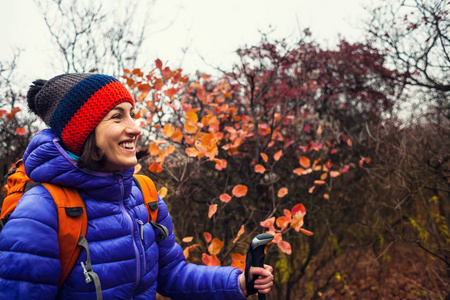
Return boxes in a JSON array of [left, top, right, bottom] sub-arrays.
[[125, 117, 141, 136]]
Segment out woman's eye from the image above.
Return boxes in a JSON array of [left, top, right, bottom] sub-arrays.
[[130, 112, 136, 119], [112, 114, 122, 119]]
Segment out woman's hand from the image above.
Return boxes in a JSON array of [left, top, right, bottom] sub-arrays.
[[239, 264, 274, 296]]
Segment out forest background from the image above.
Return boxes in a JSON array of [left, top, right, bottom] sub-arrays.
[[1, 0, 449, 299]]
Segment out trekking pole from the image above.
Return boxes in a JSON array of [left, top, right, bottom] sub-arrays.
[[245, 233, 274, 300]]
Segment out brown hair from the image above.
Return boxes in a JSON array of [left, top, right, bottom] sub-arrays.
[[76, 130, 149, 171]]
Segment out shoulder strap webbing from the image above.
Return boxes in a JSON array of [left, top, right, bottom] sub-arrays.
[[78, 236, 103, 300], [133, 175, 169, 242]]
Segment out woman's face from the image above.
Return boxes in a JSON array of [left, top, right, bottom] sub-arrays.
[[95, 102, 141, 172]]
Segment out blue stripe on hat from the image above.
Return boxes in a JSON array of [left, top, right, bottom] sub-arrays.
[[50, 74, 118, 137]]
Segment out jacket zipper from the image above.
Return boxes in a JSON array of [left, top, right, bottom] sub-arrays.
[[117, 175, 141, 293], [136, 219, 147, 273]]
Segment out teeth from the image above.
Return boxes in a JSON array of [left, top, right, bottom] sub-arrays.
[[120, 142, 134, 149]]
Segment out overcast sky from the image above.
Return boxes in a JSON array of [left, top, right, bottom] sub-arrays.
[[1, 0, 370, 85]]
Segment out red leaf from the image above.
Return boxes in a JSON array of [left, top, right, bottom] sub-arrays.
[[155, 59, 163, 69], [202, 253, 220, 266], [208, 204, 217, 218], [148, 162, 163, 173], [277, 240, 292, 255], [300, 156, 311, 168], [16, 127, 26, 136], [204, 232, 212, 243], [233, 225, 245, 243], [255, 164, 266, 174], [232, 185, 248, 198], [277, 187, 288, 198], [260, 217, 275, 232], [274, 150, 282, 161], [219, 193, 232, 203]]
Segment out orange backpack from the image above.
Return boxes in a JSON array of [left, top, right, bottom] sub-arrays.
[[0, 160, 167, 300]]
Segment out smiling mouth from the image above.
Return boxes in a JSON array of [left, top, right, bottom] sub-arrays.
[[119, 142, 135, 150]]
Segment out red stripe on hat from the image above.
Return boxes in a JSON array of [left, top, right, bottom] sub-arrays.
[[61, 81, 134, 154]]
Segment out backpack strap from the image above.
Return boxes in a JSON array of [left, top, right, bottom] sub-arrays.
[[133, 175, 169, 243], [41, 183, 102, 300]]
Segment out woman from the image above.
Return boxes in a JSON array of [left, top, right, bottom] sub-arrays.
[[0, 73, 273, 299]]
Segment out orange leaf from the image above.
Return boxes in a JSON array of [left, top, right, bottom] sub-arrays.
[[260, 153, 268, 163], [276, 216, 291, 230], [299, 228, 314, 236], [185, 111, 198, 123], [231, 253, 245, 271], [215, 159, 227, 171], [158, 187, 168, 198], [277, 187, 288, 198], [182, 236, 194, 243], [16, 127, 26, 136], [204, 232, 212, 243], [308, 186, 315, 193], [291, 211, 305, 230], [219, 193, 232, 203], [171, 128, 183, 142], [320, 173, 328, 180], [324, 193, 330, 199], [153, 139, 167, 145], [255, 164, 266, 174], [164, 87, 177, 98], [208, 238, 224, 255], [233, 225, 245, 243], [330, 171, 340, 178], [163, 124, 174, 138], [202, 253, 220, 266], [293, 168, 304, 176], [313, 165, 322, 171], [300, 156, 311, 168], [273, 150, 282, 161], [260, 217, 276, 232], [149, 143, 161, 156], [347, 138, 353, 147], [148, 162, 163, 173], [184, 122, 198, 134], [232, 185, 248, 198], [314, 180, 326, 185], [208, 204, 217, 218], [185, 147, 199, 157], [278, 240, 292, 255]]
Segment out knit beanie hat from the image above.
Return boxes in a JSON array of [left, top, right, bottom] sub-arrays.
[[27, 73, 134, 155]]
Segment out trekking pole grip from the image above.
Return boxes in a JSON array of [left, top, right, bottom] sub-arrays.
[[245, 233, 274, 300]]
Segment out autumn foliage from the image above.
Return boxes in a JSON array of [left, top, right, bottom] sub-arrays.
[[119, 36, 405, 280]]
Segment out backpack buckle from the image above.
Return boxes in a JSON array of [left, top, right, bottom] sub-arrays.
[[81, 261, 93, 284]]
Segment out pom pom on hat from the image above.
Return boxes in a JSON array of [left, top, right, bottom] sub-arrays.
[[26, 73, 134, 155], [27, 79, 47, 114]]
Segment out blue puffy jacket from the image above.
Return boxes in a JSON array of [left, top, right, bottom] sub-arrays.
[[0, 129, 245, 300]]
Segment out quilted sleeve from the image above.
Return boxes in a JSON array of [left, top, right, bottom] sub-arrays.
[[155, 195, 246, 300], [0, 186, 61, 299]]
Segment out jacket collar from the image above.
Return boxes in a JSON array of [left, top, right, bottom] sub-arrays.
[[23, 129, 134, 202]]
